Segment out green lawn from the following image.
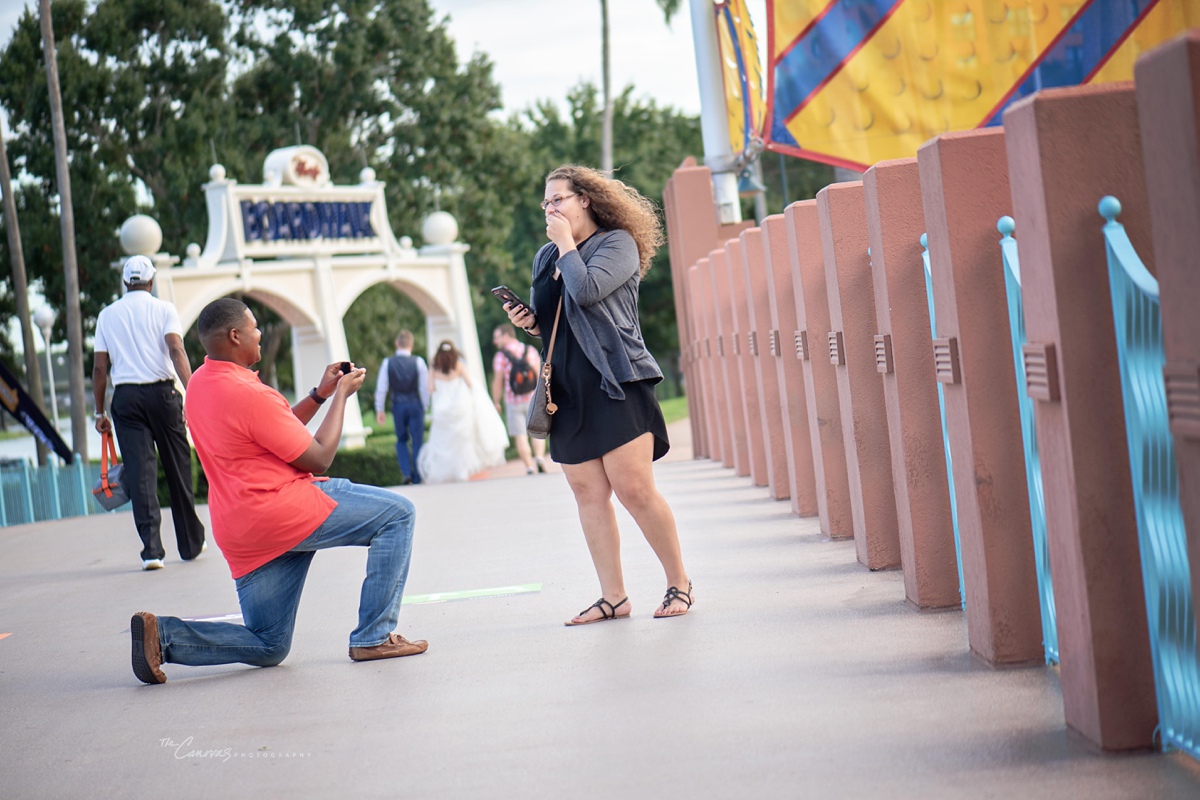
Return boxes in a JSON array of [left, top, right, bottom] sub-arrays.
[[659, 395, 688, 425]]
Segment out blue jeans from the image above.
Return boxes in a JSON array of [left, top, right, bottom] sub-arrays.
[[393, 400, 425, 483], [156, 479, 416, 667]]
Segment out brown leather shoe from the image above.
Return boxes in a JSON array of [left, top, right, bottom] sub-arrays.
[[131, 612, 166, 684], [349, 632, 429, 662]]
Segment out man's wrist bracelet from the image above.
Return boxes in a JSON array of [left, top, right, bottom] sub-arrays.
[[308, 387, 327, 405]]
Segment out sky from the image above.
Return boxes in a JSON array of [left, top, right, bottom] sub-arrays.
[[431, 0, 768, 116], [0, 1, 23, 65], [0, 0, 769, 118]]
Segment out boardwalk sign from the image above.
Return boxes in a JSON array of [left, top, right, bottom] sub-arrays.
[[187, 145, 404, 266], [152, 144, 485, 449]]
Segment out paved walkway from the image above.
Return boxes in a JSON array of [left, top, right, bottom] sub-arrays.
[[3, 420, 1199, 799]]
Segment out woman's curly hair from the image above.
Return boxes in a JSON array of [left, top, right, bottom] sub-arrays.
[[546, 165, 664, 277]]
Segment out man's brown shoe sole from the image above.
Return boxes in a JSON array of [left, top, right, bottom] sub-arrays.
[[349, 633, 429, 662], [131, 612, 166, 684]]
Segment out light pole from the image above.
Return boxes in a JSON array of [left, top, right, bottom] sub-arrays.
[[33, 306, 59, 430]]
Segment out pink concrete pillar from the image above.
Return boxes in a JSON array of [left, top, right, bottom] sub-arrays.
[[726, 237, 769, 487], [740, 227, 790, 500], [863, 158, 960, 608], [786, 200, 854, 540], [818, 182, 902, 569], [918, 127, 1043, 664], [663, 165, 709, 456], [665, 185, 710, 458], [687, 263, 720, 462], [1005, 83, 1157, 750], [662, 163, 755, 460], [711, 247, 751, 476], [694, 258, 729, 466], [1136, 30, 1200, 645], [763, 214, 820, 516]]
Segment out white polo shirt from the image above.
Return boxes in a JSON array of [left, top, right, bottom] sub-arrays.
[[93, 290, 184, 385]]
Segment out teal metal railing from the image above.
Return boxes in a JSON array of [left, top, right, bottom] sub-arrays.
[[0, 455, 104, 526], [997, 216, 1059, 665], [1101, 194, 1200, 758], [921, 234, 965, 607]]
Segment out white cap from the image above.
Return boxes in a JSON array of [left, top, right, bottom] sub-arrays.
[[123, 255, 156, 284]]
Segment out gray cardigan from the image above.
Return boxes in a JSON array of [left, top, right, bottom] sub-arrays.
[[530, 229, 662, 400]]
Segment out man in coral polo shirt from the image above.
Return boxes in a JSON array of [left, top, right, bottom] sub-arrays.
[[129, 298, 427, 685]]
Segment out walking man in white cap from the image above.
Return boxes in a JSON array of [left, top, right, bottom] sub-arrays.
[[92, 255, 206, 570]]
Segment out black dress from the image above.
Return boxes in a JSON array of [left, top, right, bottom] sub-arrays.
[[531, 247, 670, 466]]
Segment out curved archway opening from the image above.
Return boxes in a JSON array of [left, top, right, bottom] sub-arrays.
[[182, 288, 322, 395], [343, 283, 429, 419]]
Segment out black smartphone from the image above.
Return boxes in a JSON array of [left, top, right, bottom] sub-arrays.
[[339, 361, 352, 374], [491, 285, 527, 311]]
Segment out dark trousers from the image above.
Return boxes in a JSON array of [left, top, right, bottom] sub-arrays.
[[111, 381, 205, 561], [392, 399, 425, 484]]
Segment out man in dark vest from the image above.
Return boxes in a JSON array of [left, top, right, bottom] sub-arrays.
[[374, 330, 430, 484]]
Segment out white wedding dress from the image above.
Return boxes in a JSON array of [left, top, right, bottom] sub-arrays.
[[417, 376, 509, 484]]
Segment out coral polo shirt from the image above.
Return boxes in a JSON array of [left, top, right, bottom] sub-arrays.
[[185, 357, 337, 579]]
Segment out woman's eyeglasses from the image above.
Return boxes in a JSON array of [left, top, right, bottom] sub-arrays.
[[540, 193, 578, 211]]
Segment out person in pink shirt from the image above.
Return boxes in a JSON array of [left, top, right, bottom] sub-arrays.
[[490, 323, 548, 475], [129, 298, 426, 685]]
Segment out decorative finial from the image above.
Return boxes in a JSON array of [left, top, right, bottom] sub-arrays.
[[119, 215, 163, 256], [1098, 195, 1121, 223], [422, 211, 458, 245]]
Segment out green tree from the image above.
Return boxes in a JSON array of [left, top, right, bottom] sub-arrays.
[[0, 1, 141, 352], [1, 0, 515, 384]]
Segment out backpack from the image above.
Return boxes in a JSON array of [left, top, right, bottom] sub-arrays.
[[499, 345, 538, 396]]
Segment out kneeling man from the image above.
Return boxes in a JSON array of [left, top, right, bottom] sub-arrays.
[[131, 298, 427, 684]]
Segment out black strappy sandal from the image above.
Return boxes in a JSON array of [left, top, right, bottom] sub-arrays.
[[564, 596, 630, 626], [654, 582, 693, 619]]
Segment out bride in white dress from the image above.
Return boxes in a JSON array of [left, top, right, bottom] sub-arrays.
[[417, 341, 510, 484]]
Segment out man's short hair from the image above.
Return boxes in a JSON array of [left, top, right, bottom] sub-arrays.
[[396, 330, 414, 348], [494, 323, 516, 339], [198, 298, 250, 340]]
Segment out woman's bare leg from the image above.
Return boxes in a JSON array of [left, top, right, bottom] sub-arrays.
[[603, 433, 691, 616], [561, 459, 630, 623]]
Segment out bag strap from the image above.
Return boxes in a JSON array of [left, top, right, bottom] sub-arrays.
[[540, 296, 564, 413], [497, 346, 523, 366], [543, 296, 564, 365], [98, 431, 119, 498]]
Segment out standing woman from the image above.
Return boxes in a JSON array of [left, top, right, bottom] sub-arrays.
[[504, 165, 692, 624]]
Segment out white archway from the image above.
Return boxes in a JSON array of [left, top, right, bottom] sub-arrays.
[[129, 147, 487, 447]]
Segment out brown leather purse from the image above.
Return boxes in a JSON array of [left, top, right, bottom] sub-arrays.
[[525, 296, 563, 439]]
